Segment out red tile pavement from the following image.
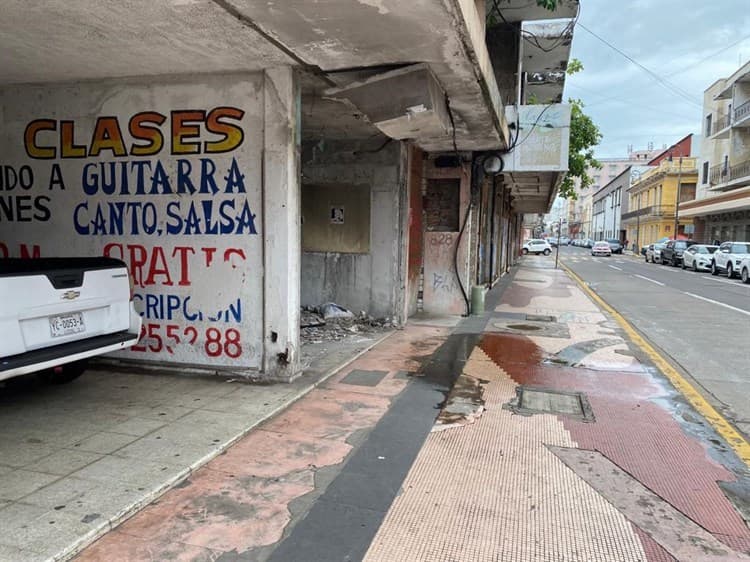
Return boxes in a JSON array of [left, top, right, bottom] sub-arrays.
[[481, 332, 750, 557], [76, 325, 450, 561]]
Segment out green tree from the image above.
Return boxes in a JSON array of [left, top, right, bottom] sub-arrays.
[[561, 99, 602, 199], [559, 59, 602, 199]]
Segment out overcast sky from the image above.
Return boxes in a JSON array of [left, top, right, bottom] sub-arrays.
[[564, 0, 750, 158]]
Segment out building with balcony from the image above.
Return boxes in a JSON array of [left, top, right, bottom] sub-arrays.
[[622, 158, 698, 247], [680, 61, 750, 243], [591, 167, 636, 243]]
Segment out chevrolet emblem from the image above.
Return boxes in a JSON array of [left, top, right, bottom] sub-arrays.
[[61, 290, 81, 301]]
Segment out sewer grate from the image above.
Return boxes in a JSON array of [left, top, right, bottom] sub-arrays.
[[505, 386, 595, 422], [525, 314, 557, 323]]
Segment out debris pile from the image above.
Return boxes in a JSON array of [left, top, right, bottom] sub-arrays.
[[300, 303, 395, 344]]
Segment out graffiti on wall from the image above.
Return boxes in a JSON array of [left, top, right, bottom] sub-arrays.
[[0, 78, 264, 368]]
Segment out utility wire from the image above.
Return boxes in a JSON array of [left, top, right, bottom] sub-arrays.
[[575, 22, 703, 109], [572, 33, 750, 109], [566, 84, 698, 121]]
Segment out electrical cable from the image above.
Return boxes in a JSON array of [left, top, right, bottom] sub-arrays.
[[512, 103, 556, 149], [575, 22, 703, 109], [444, 91, 473, 315]]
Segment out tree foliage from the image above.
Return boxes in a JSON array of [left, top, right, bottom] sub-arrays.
[[560, 99, 602, 199], [536, 0, 559, 10], [559, 59, 602, 199]]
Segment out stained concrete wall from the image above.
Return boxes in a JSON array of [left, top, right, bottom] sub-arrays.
[[0, 70, 301, 380], [300, 139, 405, 320]]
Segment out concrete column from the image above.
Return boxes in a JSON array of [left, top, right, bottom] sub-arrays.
[[263, 67, 301, 381]]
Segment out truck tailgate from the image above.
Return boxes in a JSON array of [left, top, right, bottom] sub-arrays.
[[0, 258, 133, 359]]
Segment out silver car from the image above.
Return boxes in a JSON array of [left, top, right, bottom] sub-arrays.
[[646, 243, 666, 264], [682, 244, 718, 272]]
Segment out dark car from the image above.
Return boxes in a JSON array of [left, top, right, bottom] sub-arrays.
[[661, 239, 696, 267], [606, 239, 623, 254]]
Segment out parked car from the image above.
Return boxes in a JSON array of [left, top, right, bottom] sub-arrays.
[[681, 244, 718, 272], [0, 257, 142, 384], [591, 241, 612, 257], [583, 239, 594, 248], [646, 242, 666, 263], [661, 239, 696, 267], [560, 236, 571, 245], [711, 241, 750, 278], [605, 239, 623, 254], [522, 239, 552, 255], [547, 237, 559, 248], [739, 256, 750, 284]]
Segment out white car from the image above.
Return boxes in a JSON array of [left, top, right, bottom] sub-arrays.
[[740, 257, 750, 284], [591, 241, 612, 257], [522, 239, 552, 255], [681, 244, 718, 272], [0, 257, 141, 384], [711, 241, 750, 278]]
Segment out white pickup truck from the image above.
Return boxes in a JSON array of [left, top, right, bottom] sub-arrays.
[[0, 257, 142, 384]]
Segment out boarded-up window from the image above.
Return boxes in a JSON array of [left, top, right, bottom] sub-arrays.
[[424, 178, 460, 231], [302, 184, 371, 253]]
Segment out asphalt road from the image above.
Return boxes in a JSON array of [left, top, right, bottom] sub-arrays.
[[559, 244, 750, 437]]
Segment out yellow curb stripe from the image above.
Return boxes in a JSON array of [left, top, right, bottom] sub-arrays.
[[561, 263, 750, 467]]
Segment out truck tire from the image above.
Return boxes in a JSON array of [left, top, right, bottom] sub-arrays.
[[39, 360, 88, 385]]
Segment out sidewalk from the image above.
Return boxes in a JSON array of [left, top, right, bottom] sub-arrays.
[[75, 258, 750, 562]]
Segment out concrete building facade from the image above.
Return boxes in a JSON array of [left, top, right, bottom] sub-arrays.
[[0, 0, 578, 381], [680, 62, 750, 243], [568, 146, 662, 240]]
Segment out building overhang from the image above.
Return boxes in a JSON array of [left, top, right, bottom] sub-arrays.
[[502, 103, 571, 214], [679, 186, 750, 217], [0, 0, 509, 152], [485, 0, 579, 23], [522, 20, 574, 104]]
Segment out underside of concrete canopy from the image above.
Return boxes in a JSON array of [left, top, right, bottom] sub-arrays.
[[0, 0, 509, 151]]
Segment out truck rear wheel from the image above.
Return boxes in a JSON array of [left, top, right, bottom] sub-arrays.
[[39, 360, 88, 385]]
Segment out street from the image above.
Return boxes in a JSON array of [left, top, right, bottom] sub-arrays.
[[560, 244, 750, 436]]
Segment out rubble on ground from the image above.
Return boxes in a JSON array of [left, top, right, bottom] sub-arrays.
[[300, 304, 395, 344]]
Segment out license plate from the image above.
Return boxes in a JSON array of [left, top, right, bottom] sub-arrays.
[[50, 313, 85, 337]]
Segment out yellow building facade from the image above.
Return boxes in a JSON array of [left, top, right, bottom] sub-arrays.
[[622, 158, 698, 248]]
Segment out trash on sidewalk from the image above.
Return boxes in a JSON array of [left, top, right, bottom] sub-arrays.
[[300, 305, 394, 344], [433, 373, 486, 432], [319, 302, 355, 319]]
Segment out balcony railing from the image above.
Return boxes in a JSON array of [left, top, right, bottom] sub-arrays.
[[712, 112, 731, 135], [710, 158, 750, 185], [735, 100, 750, 123], [621, 205, 676, 221]]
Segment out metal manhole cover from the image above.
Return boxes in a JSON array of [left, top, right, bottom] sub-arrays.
[[505, 386, 595, 422], [525, 314, 556, 323]]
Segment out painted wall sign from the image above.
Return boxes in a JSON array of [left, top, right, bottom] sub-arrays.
[[0, 75, 264, 369]]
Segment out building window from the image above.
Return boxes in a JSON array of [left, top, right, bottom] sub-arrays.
[[702, 161, 709, 184], [705, 114, 712, 136]]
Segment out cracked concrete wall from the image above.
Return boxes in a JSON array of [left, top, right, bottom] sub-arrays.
[[300, 139, 405, 320]]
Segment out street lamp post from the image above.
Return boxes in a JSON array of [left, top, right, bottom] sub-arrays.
[[673, 156, 683, 239]]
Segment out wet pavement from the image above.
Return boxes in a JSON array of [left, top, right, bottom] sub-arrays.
[[70, 256, 750, 562]]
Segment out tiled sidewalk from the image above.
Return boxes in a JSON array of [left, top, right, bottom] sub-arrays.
[[365, 259, 750, 562]]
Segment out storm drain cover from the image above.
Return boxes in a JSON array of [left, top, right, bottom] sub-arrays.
[[525, 314, 557, 323], [506, 386, 594, 422]]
